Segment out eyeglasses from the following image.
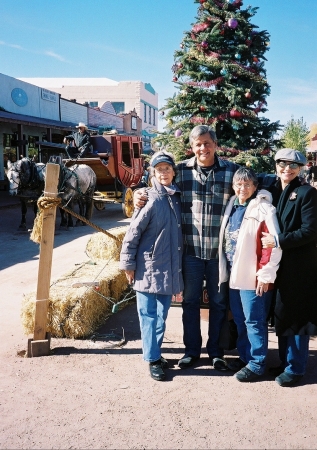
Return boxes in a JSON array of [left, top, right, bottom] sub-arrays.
[[234, 183, 253, 189], [276, 161, 301, 169]]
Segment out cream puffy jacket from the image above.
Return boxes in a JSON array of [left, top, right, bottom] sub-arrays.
[[218, 189, 282, 290]]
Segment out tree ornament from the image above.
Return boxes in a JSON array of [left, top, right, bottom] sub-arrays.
[[155, 141, 162, 148], [177, 62, 184, 69], [180, 43, 184, 49], [265, 41, 270, 46], [201, 41, 209, 49], [173, 76, 178, 82], [220, 68, 228, 76], [245, 39, 252, 46], [245, 91, 252, 99], [235, 53, 241, 60], [230, 109, 243, 118], [199, 0, 207, 3], [228, 18, 238, 29], [174, 129, 183, 137], [253, 57, 259, 63], [246, 160, 252, 167], [160, 111, 165, 116], [199, 105, 206, 111]]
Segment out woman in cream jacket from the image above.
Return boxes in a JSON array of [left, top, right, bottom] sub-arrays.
[[218, 167, 282, 382]]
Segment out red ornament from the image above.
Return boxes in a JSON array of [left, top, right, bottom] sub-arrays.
[[173, 76, 178, 82], [200, 0, 207, 3], [230, 109, 243, 119], [245, 39, 252, 46], [253, 57, 259, 63], [199, 105, 206, 111], [177, 62, 183, 69], [201, 41, 209, 49], [245, 91, 252, 99]]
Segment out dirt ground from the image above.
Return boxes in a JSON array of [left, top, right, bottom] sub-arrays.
[[1, 196, 317, 450]]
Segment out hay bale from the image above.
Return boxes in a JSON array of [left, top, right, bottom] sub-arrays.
[[21, 261, 130, 338], [85, 226, 129, 262]]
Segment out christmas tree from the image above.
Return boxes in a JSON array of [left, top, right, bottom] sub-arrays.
[[156, 0, 281, 171]]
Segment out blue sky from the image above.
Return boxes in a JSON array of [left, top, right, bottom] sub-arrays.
[[1, 0, 317, 132]]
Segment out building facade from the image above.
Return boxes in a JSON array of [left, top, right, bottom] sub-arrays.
[[0, 73, 144, 183], [19, 78, 158, 149]]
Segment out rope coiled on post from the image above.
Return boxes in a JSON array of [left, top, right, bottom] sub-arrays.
[[30, 196, 62, 244]]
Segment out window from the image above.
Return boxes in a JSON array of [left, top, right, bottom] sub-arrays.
[[153, 110, 156, 126], [144, 104, 147, 123], [133, 142, 140, 158], [122, 141, 131, 166], [149, 107, 152, 124], [112, 102, 125, 114], [131, 116, 137, 130], [89, 101, 98, 107], [28, 135, 39, 149], [28, 135, 39, 160], [3, 133, 17, 163]]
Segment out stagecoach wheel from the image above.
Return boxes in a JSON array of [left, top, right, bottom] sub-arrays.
[[122, 187, 134, 218], [94, 200, 105, 211]]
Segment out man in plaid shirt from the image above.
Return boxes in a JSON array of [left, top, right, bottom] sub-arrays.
[[135, 125, 239, 371], [176, 126, 239, 370]]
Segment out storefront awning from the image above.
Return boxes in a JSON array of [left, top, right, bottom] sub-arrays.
[[0, 110, 76, 131]]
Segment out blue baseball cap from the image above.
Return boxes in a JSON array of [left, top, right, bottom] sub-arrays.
[[150, 153, 175, 168]]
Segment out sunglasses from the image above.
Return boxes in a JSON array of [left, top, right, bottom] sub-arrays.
[[276, 161, 302, 169]]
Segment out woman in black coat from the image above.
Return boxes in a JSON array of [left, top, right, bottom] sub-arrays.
[[262, 148, 317, 387]]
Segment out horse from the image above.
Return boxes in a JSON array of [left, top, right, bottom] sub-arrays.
[[53, 162, 97, 229], [6, 158, 45, 230]]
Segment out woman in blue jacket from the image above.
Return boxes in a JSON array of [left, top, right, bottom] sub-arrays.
[[120, 151, 183, 381]]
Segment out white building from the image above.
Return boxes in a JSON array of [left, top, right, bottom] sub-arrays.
[[19, 78, 159, 148]]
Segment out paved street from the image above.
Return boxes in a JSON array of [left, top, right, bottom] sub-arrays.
[[1, 190, 317, 449]]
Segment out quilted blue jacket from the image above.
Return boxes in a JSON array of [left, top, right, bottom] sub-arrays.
[[119, 177, 183, 295]]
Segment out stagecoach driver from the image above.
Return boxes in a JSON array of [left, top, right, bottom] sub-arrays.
[[63, 122, 92, 159]]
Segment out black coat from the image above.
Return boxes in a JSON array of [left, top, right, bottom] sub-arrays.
[[273, 177, 317, 336]]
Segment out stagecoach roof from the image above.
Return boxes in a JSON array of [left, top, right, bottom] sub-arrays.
[[0, 110, 76, 131]]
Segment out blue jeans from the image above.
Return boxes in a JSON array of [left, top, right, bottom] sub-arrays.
[[278, 335, 309, 376], [136, 291, 172, 362], [182, 254, 228, 358], [229, 288, 272, 375]]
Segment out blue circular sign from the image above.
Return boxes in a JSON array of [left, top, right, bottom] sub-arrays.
[[11, 88, 28, 107]]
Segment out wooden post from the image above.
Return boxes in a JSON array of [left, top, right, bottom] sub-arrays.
[[28, 162, 60, 357]]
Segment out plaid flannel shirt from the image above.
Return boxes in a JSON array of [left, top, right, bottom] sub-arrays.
[[176, 155, 239, 260]]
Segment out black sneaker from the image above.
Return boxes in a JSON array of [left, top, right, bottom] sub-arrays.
[[149, 360, 165, 381], [211, 357, 228, 371], [227, 357, 246, 372], [178, 355, 199, 369], [275, 372, 303, 387], [235, 367, 261, 382]]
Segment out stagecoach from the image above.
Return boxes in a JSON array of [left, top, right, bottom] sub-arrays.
[[38, 134, 147, 218]]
